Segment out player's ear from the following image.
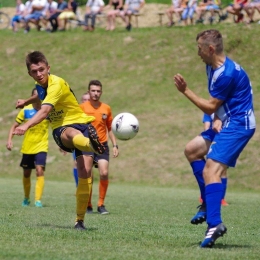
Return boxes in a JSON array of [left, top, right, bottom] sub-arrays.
[[47, 65, 50, 74]]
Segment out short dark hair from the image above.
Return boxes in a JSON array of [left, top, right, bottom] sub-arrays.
[[196, 29, 223, 54], [88, 80, 102, 90], [26, 51, 48, 71]]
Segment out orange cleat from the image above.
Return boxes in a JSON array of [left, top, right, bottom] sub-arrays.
[[221, 199, 229, 206]]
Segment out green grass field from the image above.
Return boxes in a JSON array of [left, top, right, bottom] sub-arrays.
[[0, 14, 260, 259]]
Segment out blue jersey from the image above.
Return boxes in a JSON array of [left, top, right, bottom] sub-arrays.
[[202, 113, 213, 125], [207, 57, 256, 130]]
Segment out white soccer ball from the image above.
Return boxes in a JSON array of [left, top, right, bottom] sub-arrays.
[[112, 112, 139, 141]]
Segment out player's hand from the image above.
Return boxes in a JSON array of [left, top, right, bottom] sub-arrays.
[[174, 74, 187, 93], [212, 118, 222, 133], [16, 99, 26, 109], [6, 141, 13, 151], [13, 125, 28, 136], [112, 147, 119, 158]]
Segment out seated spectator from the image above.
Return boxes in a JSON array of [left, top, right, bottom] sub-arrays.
[[40, 0, 58, 30], [124, 0, 145, 31], [11, 0, 26, 32], [105, 0, 125, 31], [226, 0, 248, 23], [195, 0, 221, 24], [181, 0, 197, 25], [244, 0, 260, 23], [57, 0, 78, 30], [23, 0, 47, 33], [48, 0, 67, 32], [84, 0, 105, 32], [165, 0, 186, 27]]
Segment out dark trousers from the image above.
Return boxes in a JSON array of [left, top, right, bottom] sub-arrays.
[[49, 13, 60, 31]]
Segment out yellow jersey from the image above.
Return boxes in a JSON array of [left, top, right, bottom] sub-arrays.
[[35, 74, 95, 130], [16, 104, 49, 154]]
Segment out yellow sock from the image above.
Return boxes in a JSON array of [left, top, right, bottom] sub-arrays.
[[72, 134, 92, 152], [76, 177, 91, 221], [35, 176, 44, 201], [88, 177, 93, 207], [23, 176, 31, 199]]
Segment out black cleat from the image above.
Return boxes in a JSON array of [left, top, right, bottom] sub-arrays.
[[97, 205, 109, 215], [191, 204, 206, 225], [88, 124, 105, 154], [200, 223, 227, 248], [86, 206, 93, 214], [74, 220, 86, 230]]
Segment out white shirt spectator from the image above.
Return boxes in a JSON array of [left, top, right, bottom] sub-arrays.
[[125, 0, 144, 10], [86, 0, 105, 12], [42, 0, 58, 16]]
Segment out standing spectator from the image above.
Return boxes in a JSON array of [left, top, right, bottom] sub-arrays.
[[124, 0, 145, 31], [165, 0, 185, 27], [40, 0, 58, 31], [23, 0, 47, 33], [6, 88, 49, 208], [57, 0, 78, 31], [48, 0, 67, 32], [83, 0, 105, 32], [80, 80, 119, 215], [174, 29, 255, 247], [11, 0, 26, 32], [105, 0, 125, 31]]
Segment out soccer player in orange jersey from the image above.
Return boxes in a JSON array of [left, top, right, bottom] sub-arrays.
[[79, 80, 119, 214]]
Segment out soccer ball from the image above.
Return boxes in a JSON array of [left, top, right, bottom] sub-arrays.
[[112, 112, 139, 140]]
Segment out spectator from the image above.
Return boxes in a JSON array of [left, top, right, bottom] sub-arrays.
[[226, 0, 248, 23], [40, 0, 58, 31], [244, 0, 260, 23], [105, 0, 125, 31], [124, 0, 145, 31], [11, 0, 26, 32], [195, 0, 221, 24], [23, 0, 47, 33], [57, 0, 78, 31], [47, 0, 67, 32], [165, 0, 186, 27], [83, 0, 105, 32], [181, 0, 197, 25]]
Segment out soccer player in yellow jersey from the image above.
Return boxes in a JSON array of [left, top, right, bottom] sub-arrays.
[[6, 88, 49, 208], [14, 51, 105, 230], [80, 80, 119, 215]]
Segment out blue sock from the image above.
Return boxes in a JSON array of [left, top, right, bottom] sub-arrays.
[[221, 178, 228, 200], [73, 168, 78, 187], [205, 183, 223, 228], [191, 160, 206, 202]]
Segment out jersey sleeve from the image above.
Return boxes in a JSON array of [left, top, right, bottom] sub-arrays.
[[42, 79, 63, 107], [15, 108, 25, 124], [106, 106, 113, 132]]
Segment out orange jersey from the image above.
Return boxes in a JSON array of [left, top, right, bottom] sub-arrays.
[[80, 101, 113, 143]]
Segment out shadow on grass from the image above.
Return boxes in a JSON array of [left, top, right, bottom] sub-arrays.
[[39, 223, 98, 231], [190, 242, 252, 249]]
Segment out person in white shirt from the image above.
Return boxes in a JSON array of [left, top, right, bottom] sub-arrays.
[[11, 0, 26, 32], [83, 0, 105, 31], [40, 0, 58, 30]]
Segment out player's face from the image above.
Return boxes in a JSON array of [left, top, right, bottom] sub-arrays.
[[81, 94, 90, 103], [197, 38, 212, 66], [89, 85, 102, 101], [28, 62, 50, 88]]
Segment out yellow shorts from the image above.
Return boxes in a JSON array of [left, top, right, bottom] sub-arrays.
[[59, 11, 76, 20]]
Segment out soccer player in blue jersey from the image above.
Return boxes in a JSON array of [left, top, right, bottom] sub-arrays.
[[6, 88, 49, 208], [14, 51, 105, 230], [174, 29, 256, 248]]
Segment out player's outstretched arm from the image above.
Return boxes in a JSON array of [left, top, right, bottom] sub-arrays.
[[6, 122, 20, 151], [16, 93, 40, 109], [13, 105, 52, 136], [108, 130, 119, 158]]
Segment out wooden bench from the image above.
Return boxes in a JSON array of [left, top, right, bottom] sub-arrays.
[[155, 12, 165, 26]]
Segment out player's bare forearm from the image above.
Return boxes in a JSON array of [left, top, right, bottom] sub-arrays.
[[16, 94, 39, 109]]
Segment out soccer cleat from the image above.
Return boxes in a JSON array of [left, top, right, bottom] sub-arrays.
[[86, 206, 93, 214], [74, 220, 86, 230], [191, 204, 206, 225], [35, 200, 43, 208], [221, 199, 229, 206], [97, 205, 109, 215], [88, 124, 105, 155], [200, 223, 227, 248], [22, 198, 30, 206]]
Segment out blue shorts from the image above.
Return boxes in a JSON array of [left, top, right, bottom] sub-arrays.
[[20, 152, 47, 169], [206, 4, 220, 10], [200, 128, 216, 142], [207, 127, 255, 167], [52, 123, 90, 157]]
